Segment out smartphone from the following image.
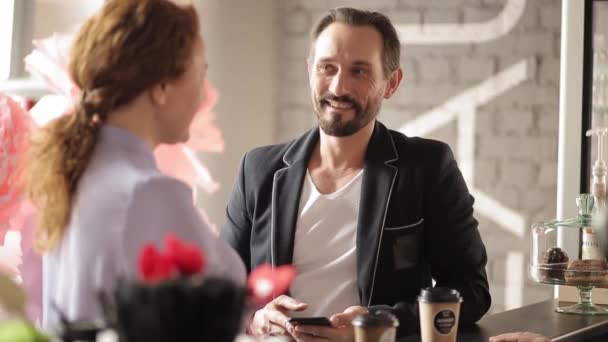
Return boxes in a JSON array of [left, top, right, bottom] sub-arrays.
[[288, 317, 332, 326]]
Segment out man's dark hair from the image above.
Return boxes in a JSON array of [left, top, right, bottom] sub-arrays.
[[310, 7, 401, 78]]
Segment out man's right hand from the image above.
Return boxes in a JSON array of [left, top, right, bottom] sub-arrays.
[[249, 295, 308, 337]]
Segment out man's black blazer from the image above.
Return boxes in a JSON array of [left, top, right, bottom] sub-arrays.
[[221, 121, 491, 336]]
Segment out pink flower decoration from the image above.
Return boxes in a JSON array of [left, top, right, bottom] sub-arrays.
[[185, 78, 223, 154], [0, 93, 31, 282], [0, 93, 31, 234], [25, 33, 77, 98], [0, 93, 40, 320], [247, 264, 297, 306], [25, 34, 77, 127]]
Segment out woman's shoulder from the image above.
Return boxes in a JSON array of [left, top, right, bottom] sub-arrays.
[[73, 150, 186, 234], [122, 173, 200, 235], [130, 173, 194, 209]]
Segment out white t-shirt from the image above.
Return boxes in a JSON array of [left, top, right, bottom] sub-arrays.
[[289, 169, 363, 317]]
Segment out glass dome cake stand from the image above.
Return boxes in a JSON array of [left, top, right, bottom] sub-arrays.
[[530, 194, 608, 315]]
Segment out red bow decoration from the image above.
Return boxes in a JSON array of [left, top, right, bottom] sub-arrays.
[[138, 233, 206, 283], [137, 234, 297, 303], [247, 264, 296, 305]]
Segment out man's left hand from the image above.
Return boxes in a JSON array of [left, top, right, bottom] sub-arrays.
[[291, 306, 368, 342]]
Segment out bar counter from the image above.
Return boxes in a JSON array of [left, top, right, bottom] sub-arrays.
[[399, 300, 608, 342]]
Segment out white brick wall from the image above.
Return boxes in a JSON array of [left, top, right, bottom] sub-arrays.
[[474, 35, 516, 56], [418, 58, 451, 83], [281, 36, 310, 60], [475, 160, 498, 187], [457, 57, 496, 84], [501, 161, 537, 188], [394, 84, 456, 106], [423, 9, 461, 24], [514, 32, 555, 55], [515, 3, 540, 32], [539, 162, 558, 187], [538, 107, 559, 135], [539, 58, 561, 85], [400, 60, 419, 83], [477, 109, 497, 134], [496, 109, 534, 136], [482, 0, 508, 6], [281, 9, 311, 36], [275, 0, 561, 313], [299, 0, 399, 11], [477, 136, 514, 159], [399, 0, 464, 10], [463, 6, 499, 22], [390, 10, 422, 25], [280, 62, 308, 84], [540, 6, 561, 30]]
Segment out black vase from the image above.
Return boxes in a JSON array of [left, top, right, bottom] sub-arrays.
[[107, 277, 246, 342]]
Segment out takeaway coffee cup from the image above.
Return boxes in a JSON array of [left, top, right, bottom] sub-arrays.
[[418, 287, 462, 342], [352, 310, 399, 342]]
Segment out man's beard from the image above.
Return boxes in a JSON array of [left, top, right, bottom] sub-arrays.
[[313, 94, 378, 137]]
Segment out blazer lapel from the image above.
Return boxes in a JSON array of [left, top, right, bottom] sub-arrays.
[[271, 128, 319, 266], [356, 122, 399, 306]]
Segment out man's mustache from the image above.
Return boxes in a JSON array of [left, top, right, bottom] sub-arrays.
[[319, 94, 362, 111]]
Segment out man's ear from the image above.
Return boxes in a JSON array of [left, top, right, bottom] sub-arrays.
[[149, 82, 168, 106], [384, 68, 403, 99]]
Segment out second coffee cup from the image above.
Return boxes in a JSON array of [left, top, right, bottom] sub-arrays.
[[418, 287, 462, 342], [352, 310, 399, 342]]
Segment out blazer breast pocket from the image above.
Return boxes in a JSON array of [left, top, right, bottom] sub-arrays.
[[385, 218, 424, 270]]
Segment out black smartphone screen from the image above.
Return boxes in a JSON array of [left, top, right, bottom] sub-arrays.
[[288, 317, 332, 326]]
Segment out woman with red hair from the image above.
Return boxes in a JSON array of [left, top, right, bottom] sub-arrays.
[[21, 0, 245, 330]]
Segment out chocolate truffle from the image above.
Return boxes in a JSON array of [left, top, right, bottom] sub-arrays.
[[538, 247, 569, 282]]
